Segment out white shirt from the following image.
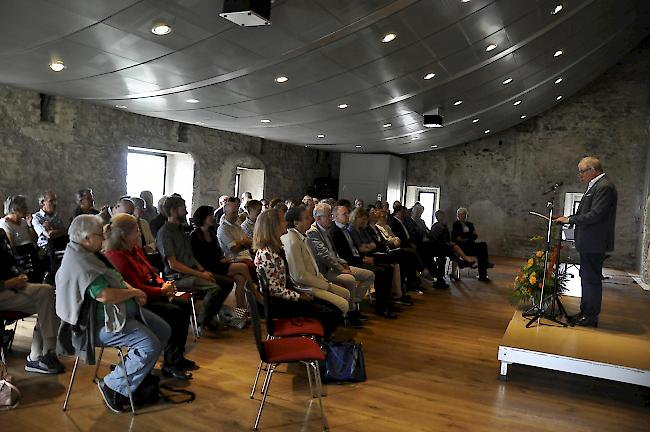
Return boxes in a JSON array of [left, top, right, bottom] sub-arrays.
[[586, 172, 606, 192]]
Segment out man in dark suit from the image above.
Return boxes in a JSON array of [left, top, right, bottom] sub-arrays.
[[451, 208, 492, 282], [554, 156, 617, 327]]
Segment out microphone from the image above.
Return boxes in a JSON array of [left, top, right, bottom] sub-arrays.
[[543, 181, 563, 194]]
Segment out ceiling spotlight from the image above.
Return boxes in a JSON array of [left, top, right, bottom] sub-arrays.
[[520, 115, 527, 119], [472, 118, 479, 123], [260, 119, 271, 123], [317, 134, 325, 138], [555, 78, 563, 84], [502, 78, 513, 85], [151, 22, 172, 35], [551, 4, 563, 15], [484, 129, 491, 134], [49, 60, 65, 72], [355, 145, 363, 148], [383, 123, 392, 127], [486, 44, 497, 52], [453, 100, 463, 106], [185, 98, 200, 103], [424, 73, 436, 80], [338, 103, 348, 109], [195, 121, 205, 125], [424, 108, 443, 128], [461, 0, 471, 2], [115, 105, 127, 109], [556, 95, 563, 100], [305, 145, 309, 148], [382, 33, 397, 43], [554, 50, 563, 57], [431, 145, 438, 148], [275, 76, 288, 83], [412, 135, 419, 140], [513, 100, 522, 106]]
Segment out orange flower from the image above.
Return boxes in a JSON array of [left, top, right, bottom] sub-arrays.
[[536, 250, 544, 258], [529, 273, 537, 285]]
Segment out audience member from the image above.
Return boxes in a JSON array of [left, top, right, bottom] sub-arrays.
[[240, 191, 252, 212], [156, 196, 231, 334], [213, 195, 229, 223], [0, 228, 64, 375], [32, 191, 67, 251], [354, 198, 364, 208], [430, 210, 477, 269], [71, 188, 99, 221], [241, 199, 262, 240], [99, 197, 135, 224], [56, 214, 170, 413], [103, 214, 194, 380], [254, 209, 342, 337], [217, 202, 254, 262], [149, 196, 168, 237], [260, 198, 270, 212], [130, 197, 157, 254], [139, 190, 158, 223], [1, 195, 37, 250], [451, 208, 492, 282]]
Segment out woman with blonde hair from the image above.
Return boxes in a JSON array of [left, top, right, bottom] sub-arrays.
[[103, 213, 195, 380], [254, 209, 342, 337]]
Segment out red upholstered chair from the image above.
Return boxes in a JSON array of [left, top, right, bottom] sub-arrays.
[[249, 271, 325, 399], [0, 311, 32, 362], [244, 282, 327, 431]]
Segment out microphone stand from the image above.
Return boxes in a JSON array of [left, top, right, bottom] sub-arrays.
[[522, 187, 569, 328]]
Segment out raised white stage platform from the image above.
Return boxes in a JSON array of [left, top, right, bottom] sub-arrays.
[[498, 312, 650, 387]]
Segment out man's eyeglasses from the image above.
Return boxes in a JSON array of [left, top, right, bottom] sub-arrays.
[[578, 167, 593, 174]]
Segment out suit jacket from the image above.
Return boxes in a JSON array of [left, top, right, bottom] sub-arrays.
[[329, 223, 363, 266], [389, 217, 412, 247], [305, 223, 346, 275], [451, 220, 477, 243], [280, 228, 330, 292], [569, 174, 617, 253]]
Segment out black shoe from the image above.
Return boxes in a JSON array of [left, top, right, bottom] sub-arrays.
[[457, 258, 472, 269], [375, 309, 398, 319], [345, 315, 364, 329], [389, 304, 403, 313], [574, 315, 598, 327], [477, 276, 490, 282], [178, 356, 200, 371], [433, 281, 449, 289], [97, 379, 125, 413], [393, 295, 414, 306], [486, 262, 495, 269], [356, 311, 369, 321], [162, 365, 193, 380]]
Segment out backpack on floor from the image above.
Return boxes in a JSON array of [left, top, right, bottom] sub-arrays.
[[132, 373, 196, 407], [320, 340, 367, 383]]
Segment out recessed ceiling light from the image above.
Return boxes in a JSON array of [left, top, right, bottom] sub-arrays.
[[461, 0, 471, 2], [520, 115, 527, 119], [355, 145, 362, 148], [260, 119, 271, 123], [317, 134, 325, 138], [195, 121, 205, 125], [431, 145, 438, 148], [502, 78, 513, 85], [338, 103, 348, 109], [412, 135, 419, 140], [555, 78, 563, 84], [554, 50, 563, 57], [556, 95, 563, 100], [486, 44, 497, 52], [304, 145, 309, 148], [551, 5, 563, 15], [275, 76, 288, 83], [424, 73, 436, 80], [49, 60, 65, 72], [453, 100, 463, 106], [185, 98, 200, 103], [382, 33, 397, 43], [383, 123, 392, 128], [484, 129, 491, 134], [513, 100, 522, 106], [151, 23, 172, 35], [472, 118, 480, 123], [115, 105, 127, 109]]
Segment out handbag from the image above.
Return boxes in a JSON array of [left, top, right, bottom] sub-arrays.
[[0, 361, 21, 410], [320, 340, 366, 383]]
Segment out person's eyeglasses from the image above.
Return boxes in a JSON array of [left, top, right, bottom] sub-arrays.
[[578, 167, 593, 174]]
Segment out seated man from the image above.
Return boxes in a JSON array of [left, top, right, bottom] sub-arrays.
[[213, 195, 230, 225], [218, 201, 255, 267], [32, 191, 68, 252], [306, 202, 374, 322], [241, 199, 262, 241], [1, 195, 41, 281], [156, 196, 231, 334], [281, 207, 356, 326], [0, 227, 64, 374], [139, 190, 158, 223], [451, 207, 493, 282], [71, 188, 99, 222], [330, 206, 396, 319], [430, 210, 477, 266], [99, 197, 135, 224]]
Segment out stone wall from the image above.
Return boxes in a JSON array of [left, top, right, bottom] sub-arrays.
[[0, 85, 338, 222], [641, 142, 650, 281], [406, 43, 650, 271]]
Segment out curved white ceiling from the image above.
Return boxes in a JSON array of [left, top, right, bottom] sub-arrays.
[[0, 0, 648, 153]]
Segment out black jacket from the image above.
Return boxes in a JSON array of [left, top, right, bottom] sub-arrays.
[[451, 220, 477, 243], [569, 174, 617, 253], [329, 224, 363, 266]]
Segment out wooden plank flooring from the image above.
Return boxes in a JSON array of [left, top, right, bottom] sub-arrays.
[[3, 257, 649, 431]]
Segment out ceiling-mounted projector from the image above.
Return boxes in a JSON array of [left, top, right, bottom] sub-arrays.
[[423, 108, 443, 128], [219, 0, 271, 27]]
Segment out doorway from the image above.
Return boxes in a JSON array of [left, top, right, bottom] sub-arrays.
[[405, 185, 440, 228], [235, 167, 265, 200]]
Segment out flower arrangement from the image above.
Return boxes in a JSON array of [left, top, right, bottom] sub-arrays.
[[511, 236, 565, 306]]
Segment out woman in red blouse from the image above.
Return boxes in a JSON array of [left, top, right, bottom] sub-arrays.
[[104, 214, 196, 380]]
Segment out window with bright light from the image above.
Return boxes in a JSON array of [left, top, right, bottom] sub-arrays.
[[126, 151, 166, 206]]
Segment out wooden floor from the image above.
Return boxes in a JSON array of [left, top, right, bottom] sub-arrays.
[[3, 257, 650, 431]]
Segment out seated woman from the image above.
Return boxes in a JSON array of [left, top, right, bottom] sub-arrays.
[[253, 209, 342, 337], [103, 214, 195, 380], [451, 208, 492, 282], [0, 195, 41, 281], [56, 215, 171, 413], [191, 206, 256, 317]]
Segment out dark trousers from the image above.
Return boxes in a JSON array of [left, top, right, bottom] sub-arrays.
[[579, 252, 605, 319], [457, 240, 490, 278], [416, 241, 447, 281], [269, 297, 343, 338], [358, 263, 393, 312], [145, 298, 192, 366]]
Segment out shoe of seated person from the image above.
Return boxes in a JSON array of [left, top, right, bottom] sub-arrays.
[[25, 351, 65, 374], [374, 308, 398, 319], [393, 295, 413, 306], [356, 311, 369, 321], [477, 275, 491, 282], [178, 356, 199, 371], [97, 379, 126, 413], [162, 364, 193, 380], [486, 262, 495, 269], [345, 315, 364, 329]]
